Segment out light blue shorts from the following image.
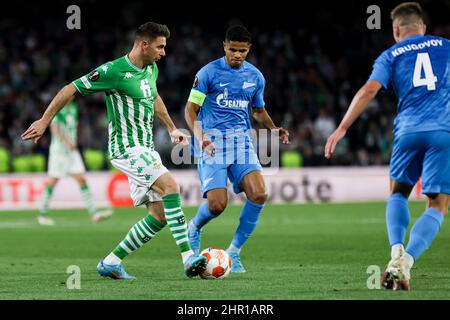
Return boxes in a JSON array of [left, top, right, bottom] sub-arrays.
[[390, 131, 450, 195]]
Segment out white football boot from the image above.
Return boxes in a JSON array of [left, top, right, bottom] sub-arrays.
[[381, 245, 412, 291], [91, 209, 113, 224], [37, 216, 55, 226], [381, 244, 404, 289]]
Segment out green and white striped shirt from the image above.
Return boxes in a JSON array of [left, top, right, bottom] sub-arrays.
[[50, 102, 78, 155], [72, 55, 158, 159]]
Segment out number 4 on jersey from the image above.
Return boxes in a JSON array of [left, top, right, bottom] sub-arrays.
[[413, 52, 437, 91]]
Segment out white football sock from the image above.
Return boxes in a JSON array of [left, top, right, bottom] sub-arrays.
[[181, 250, 194, 264], [403, 252, 414, 271], [227, 244, 241, 254], [104, 252, 122, 265], [391, 243, 404, 259]]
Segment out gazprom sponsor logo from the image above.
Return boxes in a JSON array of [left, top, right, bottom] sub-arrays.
[[216, 88, 249, 109]]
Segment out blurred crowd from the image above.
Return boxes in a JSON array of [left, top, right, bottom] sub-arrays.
[[1, 0, 448, 170]]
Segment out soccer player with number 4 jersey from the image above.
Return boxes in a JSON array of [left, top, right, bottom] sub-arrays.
[[325, 2, 449, 290], [22, 22, 206, 280]]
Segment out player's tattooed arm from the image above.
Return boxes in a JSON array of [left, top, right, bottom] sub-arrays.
[[252, 107, 290, 144], [325, 80, 382, 159], [154, 93, 189, 145], [21, 84, 78, 143]]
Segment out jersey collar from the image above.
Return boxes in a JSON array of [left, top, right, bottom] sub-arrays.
[[400, 34, 424, 43], [221, 56, 245, 71], [125, 54, 146, 72]]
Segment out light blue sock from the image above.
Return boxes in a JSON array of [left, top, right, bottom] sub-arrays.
[[231, 200, 264, 249], [406, 208, 444, 261], [192, 202, 217, 229], [386, 193, 410, 246]]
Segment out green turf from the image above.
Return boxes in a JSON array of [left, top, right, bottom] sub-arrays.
[[0, 202, 449, 300]]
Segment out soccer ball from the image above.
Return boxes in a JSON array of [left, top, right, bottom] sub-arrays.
[[199, 247, 232, 279]]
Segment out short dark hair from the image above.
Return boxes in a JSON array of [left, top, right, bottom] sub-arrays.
[[135, 22, 170, 42], [225, 25, 252, 43], [390, 2, 424, 26]]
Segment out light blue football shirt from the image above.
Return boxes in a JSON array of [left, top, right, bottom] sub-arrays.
[[368, 34, 449, 137], [189, 57, 266, 157], [189, 57, 265, 132]]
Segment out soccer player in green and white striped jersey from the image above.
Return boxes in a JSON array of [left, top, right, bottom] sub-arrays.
[[38, 100, 113, 226], [21, 22, 206, 280]]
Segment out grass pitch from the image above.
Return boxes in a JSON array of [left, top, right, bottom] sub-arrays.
[[0, 202, 449, 300]]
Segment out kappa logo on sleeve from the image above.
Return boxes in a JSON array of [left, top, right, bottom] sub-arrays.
[[89, 70, 100, 81]]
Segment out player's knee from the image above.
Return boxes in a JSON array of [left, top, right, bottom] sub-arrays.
[[249, 191, 268, 204], [391, 184, 412, 198], [208, 201, 227, 215], [427, 195, 449, 216], [163, 183, 180, 195]]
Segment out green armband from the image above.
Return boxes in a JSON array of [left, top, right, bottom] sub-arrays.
[[188, 89, 206, 106]]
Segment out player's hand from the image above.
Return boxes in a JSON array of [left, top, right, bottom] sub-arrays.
[[202, 139, 215, 157], [324, 127, 346, 159], [273, 127, 290, 144], [170, 129, 190, 146], [21, 119, 49, 143]]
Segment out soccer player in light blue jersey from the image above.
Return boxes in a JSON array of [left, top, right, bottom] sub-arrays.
[[325, 2, 449, 290], [185, 25, 290, 273]]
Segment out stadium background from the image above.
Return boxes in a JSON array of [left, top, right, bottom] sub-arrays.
[[0, 0, 449, 301], [1, 0, 448, 172]]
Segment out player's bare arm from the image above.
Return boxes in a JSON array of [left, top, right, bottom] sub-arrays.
[[154, 93, 189, 145], [50, 124, 76, 150], [21, 83, 78, 143], [184, 101, 214, 156], [324, 80, 382, 159], [251, 107, 290, 144]]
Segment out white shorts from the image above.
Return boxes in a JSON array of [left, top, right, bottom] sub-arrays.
[[110, 146, 168, 207], [48, 150, 86, 178]]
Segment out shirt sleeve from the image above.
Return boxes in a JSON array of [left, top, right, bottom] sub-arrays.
[[188, 66, 210, 106], [367, 51, 391, 89], [72, 62, 117, 95], [251, 72, 266, 108]]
